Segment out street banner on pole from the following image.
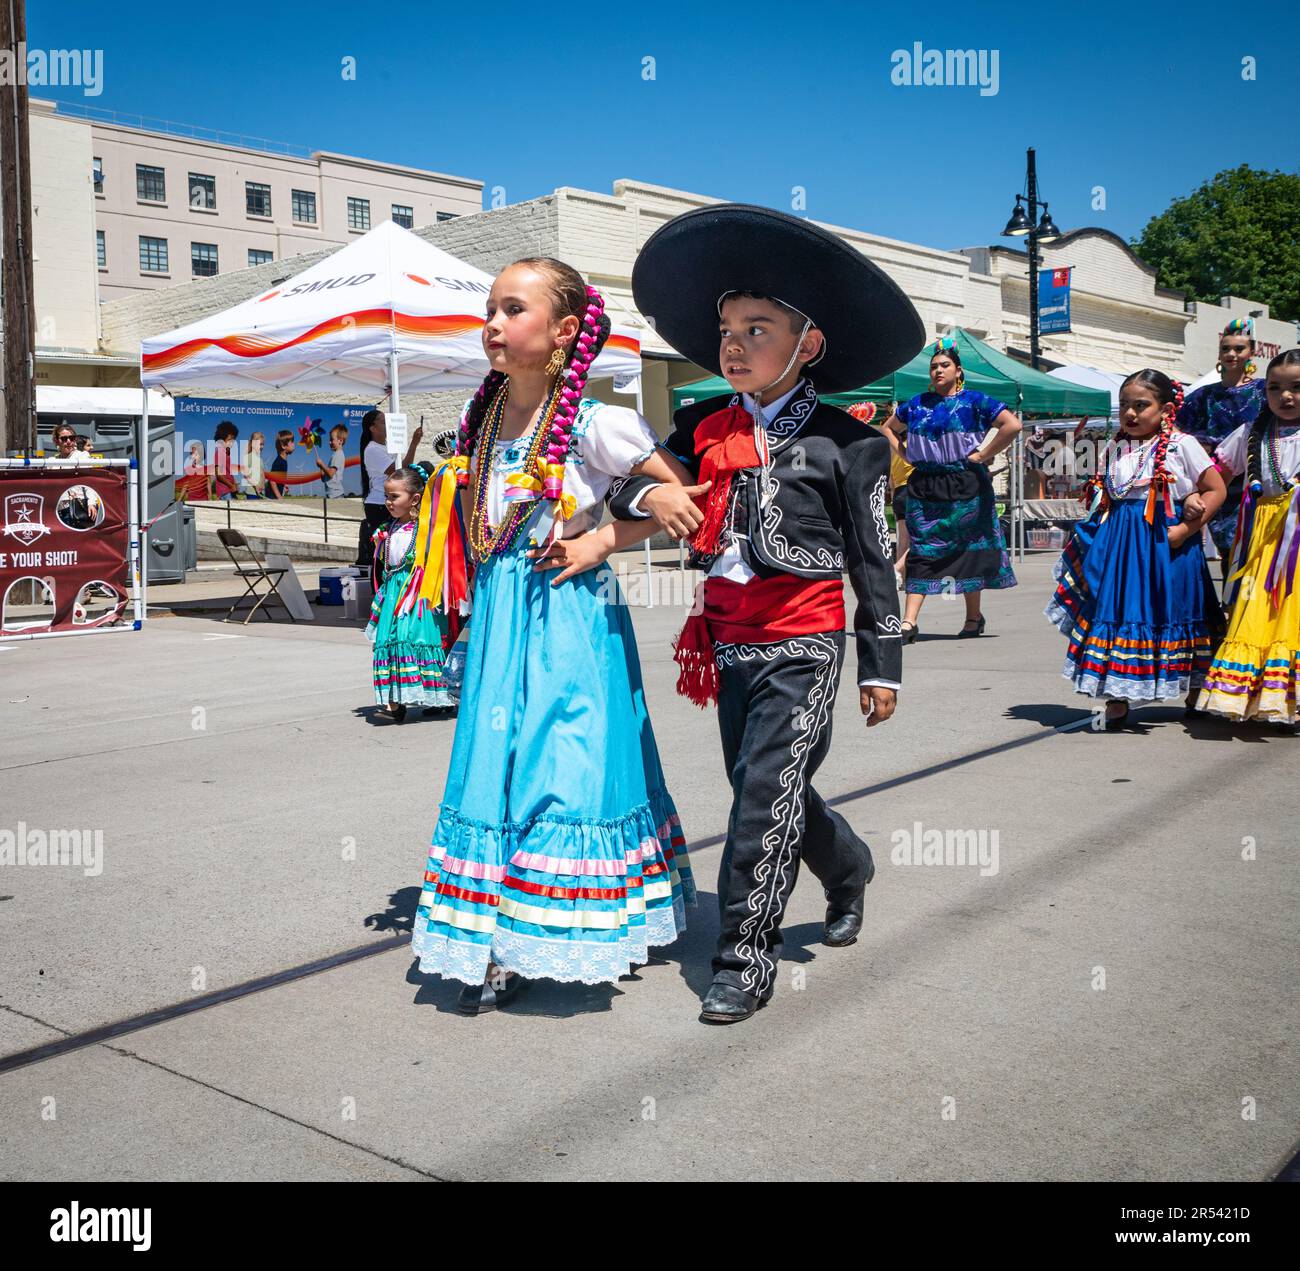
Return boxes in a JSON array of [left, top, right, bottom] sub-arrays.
[[1038, 267, 1072, 334]]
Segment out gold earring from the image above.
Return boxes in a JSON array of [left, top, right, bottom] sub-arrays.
[[546, 348, 566, 376]]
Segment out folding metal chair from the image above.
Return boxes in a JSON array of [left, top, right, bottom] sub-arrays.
[[216, 529, 297, 624]]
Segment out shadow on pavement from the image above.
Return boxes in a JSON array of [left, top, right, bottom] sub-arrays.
[[351, 705, 458, 728]]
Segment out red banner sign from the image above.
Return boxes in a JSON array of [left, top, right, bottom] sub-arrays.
[[1, 467, 132, 636]]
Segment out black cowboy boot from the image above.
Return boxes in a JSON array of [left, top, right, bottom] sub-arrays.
[[824, 850, 876, 946], [698, 981, 764, 1025]]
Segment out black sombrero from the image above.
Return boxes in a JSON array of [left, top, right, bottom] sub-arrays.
[[632, 204, 925, 394]]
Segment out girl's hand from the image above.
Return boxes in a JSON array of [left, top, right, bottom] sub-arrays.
[[1183, 492, 1206, 522], [1166, 523, 1192, 550], [528, 531, 612, 584]]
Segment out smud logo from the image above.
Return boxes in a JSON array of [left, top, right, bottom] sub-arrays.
[[3, 493, 50, 546]]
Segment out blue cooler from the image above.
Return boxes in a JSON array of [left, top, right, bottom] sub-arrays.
[[318, 567, 358, 605]]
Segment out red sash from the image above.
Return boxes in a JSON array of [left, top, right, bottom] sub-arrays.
[[690, 406, 761, 556], [673, 574, 846, 708]]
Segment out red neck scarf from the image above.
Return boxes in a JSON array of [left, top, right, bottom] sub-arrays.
[[690, 405, 761, 556]]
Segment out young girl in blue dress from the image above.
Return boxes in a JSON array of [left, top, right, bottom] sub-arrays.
[[1047, 370, 1226, 730], [365, 462, 457, 721], [410, 258, 695, 1013], [882, 338, 1022, 640]]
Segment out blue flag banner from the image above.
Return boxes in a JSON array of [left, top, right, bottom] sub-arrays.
[[1038, 267, 1072, 334]]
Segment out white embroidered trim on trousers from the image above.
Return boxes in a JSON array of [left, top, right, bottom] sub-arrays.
[[713, 633, 839, 997]]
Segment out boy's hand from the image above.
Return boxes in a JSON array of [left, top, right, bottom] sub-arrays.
[[860, 686, 896, 725], [642, 481, 712, 540], [528, 532, 611, 584]]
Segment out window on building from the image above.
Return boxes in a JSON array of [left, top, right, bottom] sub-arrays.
[[291, 189, 316, 223], [189, 172, 216, 210], [436, 211, 458, 222], [92, 156, 103, 194], [245, 181, 272, 217], [139, 236, 168, 273], [96, 230, 105, 268], [191, 242, 218, 277], [248, 248, 273, 267], [347, 196, 370, 231], [391, 204, 413, 229], [136, 164, 166, 202]]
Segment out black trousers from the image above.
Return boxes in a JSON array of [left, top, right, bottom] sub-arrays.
[[356, 503, 390, 572], [712, 630, 873, 1000]]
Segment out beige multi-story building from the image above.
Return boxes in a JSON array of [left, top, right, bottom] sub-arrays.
[[76, 103, 483, 301], [15, 99, 484, 390]]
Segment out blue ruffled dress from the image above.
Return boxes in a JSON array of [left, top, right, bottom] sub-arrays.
[[411, 399, 695, 985]]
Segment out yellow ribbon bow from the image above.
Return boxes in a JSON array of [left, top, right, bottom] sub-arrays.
[[504, 464, 577, 520]]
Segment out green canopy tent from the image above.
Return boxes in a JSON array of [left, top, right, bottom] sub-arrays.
[[671, 327, 1111, 419], [666, 329, 1111, 558]]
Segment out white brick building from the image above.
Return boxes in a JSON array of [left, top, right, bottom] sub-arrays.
[[34, 172, 1300, 438]]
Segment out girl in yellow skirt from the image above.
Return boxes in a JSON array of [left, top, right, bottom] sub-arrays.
[[1196, 349, 1300, 725]]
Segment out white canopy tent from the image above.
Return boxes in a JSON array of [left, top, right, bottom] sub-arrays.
[[1185, 368, 1221, 394], [1046, 364, 1123, 423], [136, 221, 648, 611], [141, 220, 642, 401]]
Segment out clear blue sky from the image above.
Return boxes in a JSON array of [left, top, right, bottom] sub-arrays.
[[30, 0, 1294, 252]]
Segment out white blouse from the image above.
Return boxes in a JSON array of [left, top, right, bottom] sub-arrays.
[[1106, 432, 1212, 500], [1215, 422, 1300, 495], [385, 522, 415, 568], [472, 398, 658, 541]]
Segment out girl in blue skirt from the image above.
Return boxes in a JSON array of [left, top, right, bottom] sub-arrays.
[[1047, 370, 1226, 730], [410, 258, 696, 1013], [365, 462, 457, 721]]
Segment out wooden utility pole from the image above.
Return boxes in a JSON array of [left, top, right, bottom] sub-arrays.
[[0, 0, 36, 454]]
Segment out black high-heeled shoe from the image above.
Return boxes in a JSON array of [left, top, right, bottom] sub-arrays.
[[457, 970, 525, 1015], [1104, 702, 1130, 732], [901, 621, 920, 644], [957, 615, 986, 639]]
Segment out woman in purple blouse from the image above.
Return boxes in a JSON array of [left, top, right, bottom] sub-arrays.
[[883, 339, 1022, 640]]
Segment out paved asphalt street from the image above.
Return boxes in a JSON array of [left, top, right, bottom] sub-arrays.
[[1, 553, 1296, 1181]]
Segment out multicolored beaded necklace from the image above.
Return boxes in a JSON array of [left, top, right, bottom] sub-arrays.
[[1104, 426, 1167, 501], [467, 377, 562, 561], [1263, 422, 1297, 491]]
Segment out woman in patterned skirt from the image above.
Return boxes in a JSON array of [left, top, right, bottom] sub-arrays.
[[883, 338, 1021, 639]]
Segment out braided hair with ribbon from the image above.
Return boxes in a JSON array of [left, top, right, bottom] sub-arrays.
[[456, 257, 611, 520], [1225, 349, 1300, 606]]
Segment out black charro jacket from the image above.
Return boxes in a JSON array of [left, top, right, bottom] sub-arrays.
[[607, 379, 902, 686]]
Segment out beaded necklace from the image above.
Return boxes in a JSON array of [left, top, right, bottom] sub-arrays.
[[1104, 426, 1167, 501], [468, 378, 561, 561]]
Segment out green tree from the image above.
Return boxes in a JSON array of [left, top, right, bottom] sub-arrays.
[[1133, 166, 1300, 324]]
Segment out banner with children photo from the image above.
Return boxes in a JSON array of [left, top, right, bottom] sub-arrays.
[[174, 398, 371, 500]]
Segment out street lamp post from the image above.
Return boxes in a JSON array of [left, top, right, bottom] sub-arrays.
[[1000, 148, 1062, 565], [1001, 147, 1061, 370]]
